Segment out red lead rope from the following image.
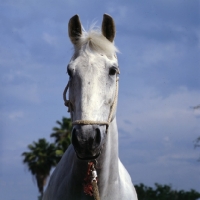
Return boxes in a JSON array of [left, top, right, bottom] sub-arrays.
[[83, 162, 97, 196]]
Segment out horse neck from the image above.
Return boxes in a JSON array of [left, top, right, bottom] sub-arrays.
[[97, 117, 119, 182]]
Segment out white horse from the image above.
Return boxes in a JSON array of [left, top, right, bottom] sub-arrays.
[[43, 14, 138, 200]]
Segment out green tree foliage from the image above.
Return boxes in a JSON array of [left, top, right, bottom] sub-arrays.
[[21, 117, 72, 198], [50, 117, 72, 159], [22, 138, 58, 197], [135, 183, 200, 200]]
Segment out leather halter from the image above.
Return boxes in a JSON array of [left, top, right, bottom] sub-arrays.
[[63, 77, 119, 131]]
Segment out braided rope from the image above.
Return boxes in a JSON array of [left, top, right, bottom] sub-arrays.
[[63, 81, 69, 107], [72, 120, 109, 126], [91, 181, 100, 200]]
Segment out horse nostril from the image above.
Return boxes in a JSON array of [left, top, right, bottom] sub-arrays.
[[71, 128, 80, 149], [95, 128, 101, 145]]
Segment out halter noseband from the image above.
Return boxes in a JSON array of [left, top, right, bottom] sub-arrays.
[[63, 78, 119, 131]]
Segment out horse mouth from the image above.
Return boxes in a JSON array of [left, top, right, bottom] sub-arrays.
[[75, 150, 101, 161]]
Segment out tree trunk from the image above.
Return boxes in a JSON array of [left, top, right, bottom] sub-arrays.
[[36, 174, 48, 197]]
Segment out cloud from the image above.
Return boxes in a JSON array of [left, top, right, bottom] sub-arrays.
[[119, 125, 200, 190], [118, 30, 199, 97], [7, 111, 24, 120], [43, 32, 58, 46], [118, 86, 200, 138], [1, 82, 40, 104], [117, 84, 200, 191]]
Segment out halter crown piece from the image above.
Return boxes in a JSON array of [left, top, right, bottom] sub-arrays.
[[63, 77, 119, 131]]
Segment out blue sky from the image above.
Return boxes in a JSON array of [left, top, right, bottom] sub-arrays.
[[0, 0, 200, 199]]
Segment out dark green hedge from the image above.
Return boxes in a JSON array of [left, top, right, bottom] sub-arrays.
[[135, 183, 200, 200]]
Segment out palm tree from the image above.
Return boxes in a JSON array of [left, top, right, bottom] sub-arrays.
[[50, 117, 72, 159], [22, 138, 58, 197]]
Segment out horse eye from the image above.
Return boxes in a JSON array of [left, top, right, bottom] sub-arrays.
[[109, 67, 117, 76]]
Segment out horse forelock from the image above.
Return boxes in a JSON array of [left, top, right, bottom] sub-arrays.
[[74, 27, 119, 57]]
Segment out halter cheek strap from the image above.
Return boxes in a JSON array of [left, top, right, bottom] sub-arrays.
[[63, 78, 119, 130]]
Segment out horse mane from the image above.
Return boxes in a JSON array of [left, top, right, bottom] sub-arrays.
[[74, 27, 119, 57]]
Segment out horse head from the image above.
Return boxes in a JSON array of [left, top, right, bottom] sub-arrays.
[[64, 14, 119, 160]]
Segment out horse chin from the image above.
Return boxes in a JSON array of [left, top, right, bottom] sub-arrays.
[[75, 151, 101, 161]]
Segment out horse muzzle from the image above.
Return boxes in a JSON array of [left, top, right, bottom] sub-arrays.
[[71, 124, 106, 160]]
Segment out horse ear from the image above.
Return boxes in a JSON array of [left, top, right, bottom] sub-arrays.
[[68, 15, 82, 45], [102, 14, 116, 42]]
